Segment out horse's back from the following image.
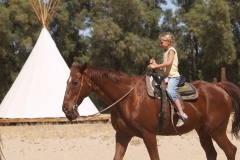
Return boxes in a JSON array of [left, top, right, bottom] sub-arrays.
[[191, 80, 232, 122]]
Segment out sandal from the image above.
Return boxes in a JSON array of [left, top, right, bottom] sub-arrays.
[[176, 113, 188, 127]]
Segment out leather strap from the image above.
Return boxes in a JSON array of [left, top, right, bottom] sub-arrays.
[[157, 84, 167, 134]]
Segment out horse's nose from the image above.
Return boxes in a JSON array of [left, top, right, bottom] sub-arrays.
[[63, 107, 69, 114]]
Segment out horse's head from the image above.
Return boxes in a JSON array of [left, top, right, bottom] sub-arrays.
[[62, 62, 92, 121]]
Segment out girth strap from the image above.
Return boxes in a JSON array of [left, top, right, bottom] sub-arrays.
[[157, 84, 182, 136], [157, 84, 167, 134]]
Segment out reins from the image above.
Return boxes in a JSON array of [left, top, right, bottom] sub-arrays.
[[72, 75, 84, 117], [82, 69, 149, 121], [72, 69, 181, 136], [72, 74, 92, 117]]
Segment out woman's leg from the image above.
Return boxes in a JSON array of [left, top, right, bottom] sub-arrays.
[[174, 99, 185, 115], [166, 77, 187, 117]]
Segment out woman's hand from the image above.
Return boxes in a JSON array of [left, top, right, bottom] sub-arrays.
[[148, 58, 158, 70], [150, 58, 156, 64], [148, 64, 156, 70]]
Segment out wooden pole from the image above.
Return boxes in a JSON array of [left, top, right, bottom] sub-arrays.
[[30, 0, 61, 27], [213, 78, 217, 83], [221, 68, 226, 82]]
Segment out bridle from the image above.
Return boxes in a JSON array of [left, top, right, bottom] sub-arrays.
[[69, 69, 148, 120], [71, 74, 92, 117]]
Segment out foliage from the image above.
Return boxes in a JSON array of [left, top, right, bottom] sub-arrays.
[[201, 0, 236, 81], [0, 0, 240, 109], [0, 2, 12, 101], [171, 0, 237, 82], [73, 0, 164, 75], [72, 0, 165, 107]]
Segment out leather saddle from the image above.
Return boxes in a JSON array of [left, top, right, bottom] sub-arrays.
[[146, 72, 198, 134], [150, 72, 196, 97]]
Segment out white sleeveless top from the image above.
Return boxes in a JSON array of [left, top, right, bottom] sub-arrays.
[[163, 47, 180, 77]]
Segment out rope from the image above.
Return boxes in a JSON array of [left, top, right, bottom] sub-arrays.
[[171, 104, 182, 136], [82, 69, 149, 121]]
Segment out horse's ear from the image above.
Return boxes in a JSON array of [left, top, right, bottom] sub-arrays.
[[79, 62, 88, 74], [71, 62, 80, 71], [72, 62, 77, 67]]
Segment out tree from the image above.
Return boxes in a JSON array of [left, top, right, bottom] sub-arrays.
[[201, 0, 236, 81], [0, 0, 77, 102], [0, 2, 13, 102], [70, 0, 166, 109], [73, 0, 165, 75], [170, 0, 236, 82], [227, 0, 240, 84]]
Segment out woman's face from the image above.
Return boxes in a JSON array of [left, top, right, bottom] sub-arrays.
[[159, 37, 170, 50]]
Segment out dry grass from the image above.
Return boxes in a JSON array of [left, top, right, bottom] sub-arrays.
[[0, 122, 114, 140], [0, 115, 238, 160], [0, 117, 234, 143], [0, 114, 234, 139]]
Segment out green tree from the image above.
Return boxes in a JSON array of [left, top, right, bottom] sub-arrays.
[[0, 2, 13, 102], [73, 0, 165, 75], [181, 1, 211, 80], [227, 0, 240, 85], [0, 0, 77, 102], [201, 0, 236, 81], [70, 0, 166, 109], [0, 0, 43, 102], [171, 0, 236, 82]]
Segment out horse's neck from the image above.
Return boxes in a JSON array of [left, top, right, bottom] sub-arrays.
[[91, 75, 130, 98], [86, 67, 131, 103]]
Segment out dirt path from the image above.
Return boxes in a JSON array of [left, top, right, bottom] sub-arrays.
[[0, 122, 239, 160]]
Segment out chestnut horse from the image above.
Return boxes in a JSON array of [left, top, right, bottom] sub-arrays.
[[62, 63, 240, 160]]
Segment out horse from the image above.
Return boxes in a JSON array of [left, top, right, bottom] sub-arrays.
[[62, 62, 240, 160]]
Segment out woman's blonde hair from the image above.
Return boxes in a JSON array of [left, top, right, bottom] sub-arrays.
[[159, 32, 176, 47]]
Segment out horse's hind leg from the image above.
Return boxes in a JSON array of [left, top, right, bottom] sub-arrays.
[[113, 131, 132, 160], [211, 132, 237, 160], [195, 126, 217, 160], [200, 122, 237, 160]]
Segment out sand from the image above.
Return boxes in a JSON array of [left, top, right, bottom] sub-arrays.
[[0, 121, 239, 160]]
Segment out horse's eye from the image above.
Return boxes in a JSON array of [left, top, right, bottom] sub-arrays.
[[73, 81, 78, 86]]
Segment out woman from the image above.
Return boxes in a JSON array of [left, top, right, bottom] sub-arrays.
[[148, 32, 188, 126]]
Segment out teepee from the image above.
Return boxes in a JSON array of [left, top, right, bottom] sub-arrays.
[[0, 0, 98, 118]]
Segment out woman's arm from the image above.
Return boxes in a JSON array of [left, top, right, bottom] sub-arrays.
[[148, 50, 175, 69]]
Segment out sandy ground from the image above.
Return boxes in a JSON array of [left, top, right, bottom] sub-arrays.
[[0, 121, 239, 160]]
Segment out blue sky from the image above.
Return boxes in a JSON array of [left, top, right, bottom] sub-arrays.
[[159, 1, 177, 25], [79, 1, 178, 37], [162, 1, 177, 10]]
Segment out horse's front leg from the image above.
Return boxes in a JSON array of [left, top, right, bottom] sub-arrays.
[[142, 128, 160, 160], [113, 131, 132, 160]]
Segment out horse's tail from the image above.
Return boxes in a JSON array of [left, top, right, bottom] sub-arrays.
[[217, 81, 240, 139]]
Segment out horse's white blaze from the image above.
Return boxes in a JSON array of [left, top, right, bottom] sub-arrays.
[[68, 76, 72, 83]]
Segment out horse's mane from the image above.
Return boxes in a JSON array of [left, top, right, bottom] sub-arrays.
[[86, 66, 130, 82]]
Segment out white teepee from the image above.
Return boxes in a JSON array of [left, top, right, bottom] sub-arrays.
[[0, 0, 98, 118]]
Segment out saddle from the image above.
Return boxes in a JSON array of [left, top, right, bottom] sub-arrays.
[[146, 73, 198, 134], [146, 73, 198, 100]]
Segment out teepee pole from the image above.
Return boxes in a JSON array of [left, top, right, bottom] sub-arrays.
[[30, 0, 42, 24], [46, 0, 61, 27], [39, 0, 45, 26], [30, 0, 61, 27], [46, 0, 53, 13]]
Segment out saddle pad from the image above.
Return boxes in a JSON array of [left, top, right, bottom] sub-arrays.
[[146, 76, 160, 99], [178, 83, 196, 96], [146, 75, 198, 100]]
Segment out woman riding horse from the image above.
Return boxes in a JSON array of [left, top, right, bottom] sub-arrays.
[[62, 63, 240, 160]]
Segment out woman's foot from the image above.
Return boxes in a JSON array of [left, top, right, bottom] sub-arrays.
[[176, 113, 188, 127]]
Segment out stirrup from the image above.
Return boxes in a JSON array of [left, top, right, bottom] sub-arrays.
[[176, 113, 188, 127]]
